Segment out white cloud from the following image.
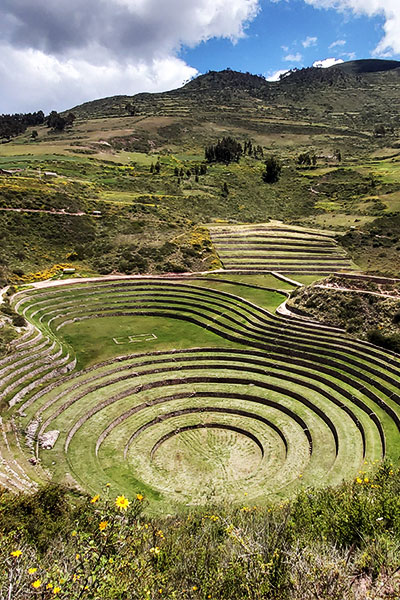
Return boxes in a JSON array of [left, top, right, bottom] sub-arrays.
[[0, 0, 260, 113], [284, 52, 303, 62], [303, 0, 400, 55], [313, 57, 344, 68], [302, 36, 318, 47], [342, 51, 356, 59], [266, 68, 291, 81], [329, 39, 346, 48], [0, 44, 199, 114]]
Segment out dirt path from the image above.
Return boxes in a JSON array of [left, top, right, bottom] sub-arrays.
[[315, 284, 400, 299], [0, 207, 94, 217]]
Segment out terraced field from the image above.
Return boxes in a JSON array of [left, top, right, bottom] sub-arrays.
[[209, 223, 354, 273], [0, 275, 399, 509]]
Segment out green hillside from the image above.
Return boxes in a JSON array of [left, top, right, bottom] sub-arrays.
[[1, 61, 400, 285]]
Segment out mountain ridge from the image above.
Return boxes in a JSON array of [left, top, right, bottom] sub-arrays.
[[66, 59, 400, 132]]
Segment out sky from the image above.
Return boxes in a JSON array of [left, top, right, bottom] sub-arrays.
[[0, 0, 399, 114]]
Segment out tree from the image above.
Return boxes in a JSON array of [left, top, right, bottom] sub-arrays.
[[262, 155, 282, 183], [125, 103, 136, 116], [205, 137, 242, 164], [65, 112, 76, 127], [46, 111, 67, 131], [31, 130, 38, 139]]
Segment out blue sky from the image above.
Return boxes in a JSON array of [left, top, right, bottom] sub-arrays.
[[180, 0, 392, 80], [0, 0, 399, 113]]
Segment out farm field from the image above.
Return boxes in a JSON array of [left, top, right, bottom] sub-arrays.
[[1, 273, 399, 513], [209, 222, 356, 273]]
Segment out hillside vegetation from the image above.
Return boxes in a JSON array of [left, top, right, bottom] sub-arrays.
[[1, 464, 399, 599], [0, 60, 400, 282]]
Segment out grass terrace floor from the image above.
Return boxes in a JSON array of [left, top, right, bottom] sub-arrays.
[[208, 223, 356, 274], [0, 273, 398, 512]]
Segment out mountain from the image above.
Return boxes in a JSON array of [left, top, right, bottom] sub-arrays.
[[331, 58, 400, 75], [68, 60, 400, 133]]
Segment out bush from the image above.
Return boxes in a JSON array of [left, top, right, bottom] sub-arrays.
[[367, 329, 400, 353], [262, 155, 282, 183], [12, 314, 26, 328]]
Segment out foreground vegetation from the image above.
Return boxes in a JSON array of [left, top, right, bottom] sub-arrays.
[[2, 462, 400, 599]]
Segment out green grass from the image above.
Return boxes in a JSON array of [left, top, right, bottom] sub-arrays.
[[60, 314, 240, 369], [3, 276, 398, 512]]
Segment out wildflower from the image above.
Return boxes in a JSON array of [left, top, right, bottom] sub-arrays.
[[99, 521, 108, 531], [53, 587, 61, 594], [11, 550, 22, 557], [115, 495, 130, 511], [32, 580, 42, 588], [136, 493, 144, 501], [106, 483, 111, 487], [192, 586, 198, 591], [47, 583, 53, 589], [150, 547, 160, 555], [71, 530, 77, 537], [28, 568, 38, 574], [76, 553, 80, 560], [356, 477, 363, 484], [90, 494, 100, 504], [364, 477, 369, 483]]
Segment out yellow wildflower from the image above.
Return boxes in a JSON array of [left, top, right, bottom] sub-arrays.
[[115, 495, 130, 511], [47, 583, 53, 589], [32, 580, 42, 588], [28, 568, 37, 574], [150, 547, 160, 555], [53, 587, 61, 594], [99, 521, 108, 531], [192, 586, 198, 591], [356, 478, 363, 484], [76, 553, 80, 560], [136, 493, 144, 501], [11, 550, 22, 557], [71, 530, 77, 537], [90, 494, 100, 504]]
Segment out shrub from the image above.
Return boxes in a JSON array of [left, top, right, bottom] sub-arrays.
[[367, 329, 400, 353]]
